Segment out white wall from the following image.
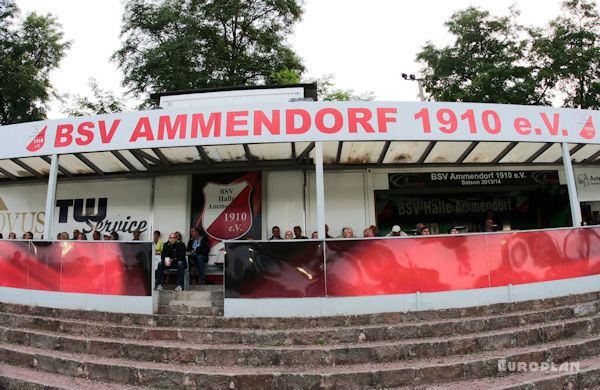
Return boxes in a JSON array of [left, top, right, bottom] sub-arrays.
[[160, 87, 306, 109], [265, 171, 306, 238], [307, 171, 369, 238], [153, 175, 191, 243]]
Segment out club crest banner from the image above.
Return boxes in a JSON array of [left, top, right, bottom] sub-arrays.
[[201, 181, 253, 240], [191, 172, 262, 250]]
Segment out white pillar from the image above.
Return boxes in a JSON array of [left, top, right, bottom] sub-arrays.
[[315, 142, 326, 239], [561, 143, 582, 227], [43, 154, 59, 240]]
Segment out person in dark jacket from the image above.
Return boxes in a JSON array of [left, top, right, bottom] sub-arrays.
[[155, 232, 187, 291], [269, 226, 282, 240], [187, 227, 210, 285]]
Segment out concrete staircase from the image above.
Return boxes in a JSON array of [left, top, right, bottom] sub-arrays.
[[1, 292, 600, 388], [157, 285, 224, 316]]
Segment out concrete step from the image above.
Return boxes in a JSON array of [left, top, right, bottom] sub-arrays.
[[156, 305, 224, 316], [168, 299, 213, 308], [2, 291, 600, 388], [0, 362, 147, 390], [1, 312, 599, 368], [404, 355, 600, 389], [157, 287, 224, 313], [1, 300, 597, 348], [1, 334, 600, 388], [158, 289, 220, 301], [1, 291, 599, 330]]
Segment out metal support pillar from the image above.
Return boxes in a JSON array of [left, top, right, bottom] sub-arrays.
[[43, 154, 59, 240], [561, 143, 582, 227], [315, 142, 326, 239]]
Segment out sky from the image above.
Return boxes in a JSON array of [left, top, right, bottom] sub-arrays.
[[14, 0, 570, 119]]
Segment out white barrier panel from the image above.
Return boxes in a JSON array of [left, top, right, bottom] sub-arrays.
[[224, 274, 600, 317], [0, 286, 154, 315]]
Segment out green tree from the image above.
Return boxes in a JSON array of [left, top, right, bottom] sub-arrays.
[[0, 0, 70, 125], [113, 0, 305, 98], [309, 74, 374, 101], [63, 78, 126, 117], [532, 0, 600, 109], [416, 6, 549, 105]]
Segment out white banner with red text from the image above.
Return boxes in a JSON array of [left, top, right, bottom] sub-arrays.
[[0, 102, 598, 159]]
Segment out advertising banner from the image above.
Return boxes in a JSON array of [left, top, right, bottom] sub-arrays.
[[389, 170, 559, 189], [0, 184, 46, 238], [0, 179, 152, 240], [575, 167, 600, 202], [191, 172, 262, 261], [54, 179, 152, 240], [0, 101, 598, 159], [375, 187, 570, 233]]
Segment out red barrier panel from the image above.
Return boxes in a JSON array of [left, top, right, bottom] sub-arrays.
[[0, 240, 152, 296], [486, 228, 600, 287], [326, 227, 600, 297], [224, 241, 325, 298], [325, 234, 490, 296], [224, 226, 600, 299]]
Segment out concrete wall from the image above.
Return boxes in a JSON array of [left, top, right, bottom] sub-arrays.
[[152, 175, 191, 243], [307, 170, 372, 238], [264, 171, 306, 238]]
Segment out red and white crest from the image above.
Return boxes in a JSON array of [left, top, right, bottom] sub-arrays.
[[201, 181, 253, 240], [579, 116, 596, 140], [26, 126, 47, 152]]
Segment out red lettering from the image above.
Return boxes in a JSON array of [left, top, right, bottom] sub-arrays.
[[286, 109, 311, 134], [226, 111, 249, 137], [540, 113, 560, 136], [75, 122, 94, 146], [158, 114, 187, 140], [377, 108, 397, 133], [348, 108, 374, 133], [437, 109, 458, 134], [460, 109, 477, 133], [253, 110, 280, 136], [315, 108, 343, 134], [129, 117, 154, 142], [99, 119, 121, 144], [191, 113, 221, 138], [414, 108, 431, 133], [54, 124, 73, 147], [482, 110, 501, 134], [514, 118, 532, 135]]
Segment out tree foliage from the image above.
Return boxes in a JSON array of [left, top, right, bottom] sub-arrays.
[[0, 0, 70, 125], [531, 0, 600, 109], [309, 74, 374, 101], [417, 6, 547, 105], [63, 78, 126, 117], [416, 1, 600, 108], [113, 0, 305, 98]]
